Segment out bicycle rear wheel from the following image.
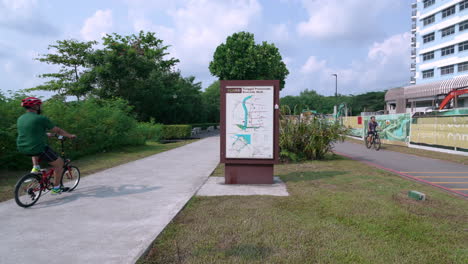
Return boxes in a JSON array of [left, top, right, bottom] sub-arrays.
[[374, 137, 381, 151], [15, 174, 42, 208], [61, 165, 80, 191]]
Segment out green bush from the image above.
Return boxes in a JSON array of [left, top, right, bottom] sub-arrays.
[[279, 106, 348, 162], [135, 122, 163, 142], [0, 94, 162, 169], [161, 125, 192, 140]]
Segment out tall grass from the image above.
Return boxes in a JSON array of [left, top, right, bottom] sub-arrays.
[[279, 106, 347, 162]]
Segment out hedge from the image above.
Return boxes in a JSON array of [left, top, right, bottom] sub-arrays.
[[161, 125, 192, 140]]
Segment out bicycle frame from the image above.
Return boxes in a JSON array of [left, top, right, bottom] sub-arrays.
[[37, 137, 70, 190], [39, 168, 55, 191]]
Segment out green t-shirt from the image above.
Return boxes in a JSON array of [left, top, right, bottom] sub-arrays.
[[16, 112, 55, 155]]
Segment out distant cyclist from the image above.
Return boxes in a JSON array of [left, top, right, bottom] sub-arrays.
[[16, 97, 76, 194], [367, 116, 379, 144]]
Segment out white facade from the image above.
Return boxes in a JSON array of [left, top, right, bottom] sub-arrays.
[[412, 0, 468, 84]]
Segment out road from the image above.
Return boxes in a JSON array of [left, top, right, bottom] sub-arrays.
[[334, 141, 468, 197], [0, 136, 220, 264]]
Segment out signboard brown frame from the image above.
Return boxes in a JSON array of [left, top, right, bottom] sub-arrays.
[[220, 80, 280, 184]]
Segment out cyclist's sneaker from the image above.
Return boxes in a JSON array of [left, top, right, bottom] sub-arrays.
[[51, 187, 62, 195], [31, 167, 41, 174]]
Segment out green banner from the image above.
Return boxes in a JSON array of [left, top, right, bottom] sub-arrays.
[[364, 114, 411, 142]]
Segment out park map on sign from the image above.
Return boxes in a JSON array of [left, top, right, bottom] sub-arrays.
[[225, 86, 274, 159]]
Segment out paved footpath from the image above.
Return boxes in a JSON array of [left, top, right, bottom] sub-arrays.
[[0, 136, 219, 264], [334, 141, 468, 197]]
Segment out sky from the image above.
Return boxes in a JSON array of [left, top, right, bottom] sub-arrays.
[[0, 0, 413, 97]]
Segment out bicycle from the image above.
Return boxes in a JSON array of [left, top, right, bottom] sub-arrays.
[[14, 135, 80, 208], [365, 131, 381, 151]]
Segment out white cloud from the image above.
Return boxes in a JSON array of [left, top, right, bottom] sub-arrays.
[[80, 9, 113, 41], [297, 0, 395, 41], [0, 0, 58, 36], [287, 32, 411, 96], [300, 56, 326, 74], [130, 0, 262, 76], [270, 24, 290, 43]]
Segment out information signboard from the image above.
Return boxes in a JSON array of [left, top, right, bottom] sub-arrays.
[[225, 86, 274, 159], [220, 80, 279, 184]]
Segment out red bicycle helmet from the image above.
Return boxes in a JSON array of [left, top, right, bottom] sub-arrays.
[[21, 97, 42, 107]]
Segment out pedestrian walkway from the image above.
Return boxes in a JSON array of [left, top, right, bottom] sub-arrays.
[[0, 136, 220, 264], [334, 141, 468, 197]]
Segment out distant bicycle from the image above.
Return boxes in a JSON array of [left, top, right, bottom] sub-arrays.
[[365, 131, 381, 151], [14, 135, 80, 208]]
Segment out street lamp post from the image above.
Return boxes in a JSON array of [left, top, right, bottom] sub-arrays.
[[332, 74, 338, 98], [332, 74, 338, 118]]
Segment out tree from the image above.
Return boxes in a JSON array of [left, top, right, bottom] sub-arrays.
[[202, 81, 220, 123], [88, 31, 179, 100], [280, 89, 386, 115], [209, 32, 289, 89], [30, 39, 97, 100]]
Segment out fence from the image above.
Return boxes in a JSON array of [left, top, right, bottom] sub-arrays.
[[341, 109, 467, 152], [410, 109, 468, 150]]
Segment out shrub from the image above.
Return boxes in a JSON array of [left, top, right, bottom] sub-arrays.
[[161, 125, 192, 140], [279, 106, 348, 162], [135, 122, 163, 142], [0, 95, 160, 169]]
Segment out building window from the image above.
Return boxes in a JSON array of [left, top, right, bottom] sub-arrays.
[[423, 15, 435, 26], [422, 51, 434, 61], [460, 41, 468, 52], [441, 65, 454, 75], [424, 0, 435, 8], [422, 69, 434, 78], [441, 45, 455, 56], [423, 32, 435, 43], [459, 62, 468, 72], [460, 20, 468, 31], [460, 0, 468, 11], [442, 6, 456, 18], [441, 26, 455, 37]]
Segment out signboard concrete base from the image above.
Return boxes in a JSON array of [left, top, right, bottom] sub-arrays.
[[225, 164, 273, 184]]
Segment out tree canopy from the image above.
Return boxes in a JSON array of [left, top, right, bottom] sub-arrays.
[[209, 32, 289, 89], [281, 90, 386, 116], [29, 39, 97, 100]]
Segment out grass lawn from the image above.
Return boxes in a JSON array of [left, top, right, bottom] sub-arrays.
[[346, 137, 468, 165], [0, 140, 196, 203], [139, 156, 468, 264]]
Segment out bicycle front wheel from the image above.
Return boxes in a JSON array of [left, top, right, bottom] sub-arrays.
[[61, 165, 80, 192], [15, 174, 42, 208], [374, 137, 381, 151]]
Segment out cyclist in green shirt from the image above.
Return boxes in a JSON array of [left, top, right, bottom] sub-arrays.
[[17, 97, 76, 194]]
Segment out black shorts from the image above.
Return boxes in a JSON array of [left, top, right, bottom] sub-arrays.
[[367, 131, 376, 136], [32, 146, 59, 163]]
